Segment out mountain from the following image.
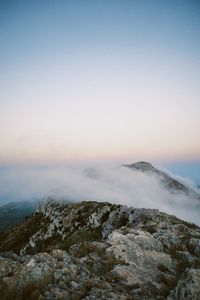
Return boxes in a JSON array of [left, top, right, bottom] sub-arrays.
[[123, 161, 200, 198], [0, 161, 199, 233], [0, 201, 35, 232], [0, 199, 200, 299]]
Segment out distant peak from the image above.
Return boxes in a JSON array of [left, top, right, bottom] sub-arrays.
[[129, 161, 153, 167], [123, 161, 156, 172], [123, 161, 200, 197]]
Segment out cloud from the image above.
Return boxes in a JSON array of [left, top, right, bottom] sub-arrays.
[[0, 163, 199, 225]]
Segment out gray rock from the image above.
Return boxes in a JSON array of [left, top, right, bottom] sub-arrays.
[[0, 200, 200, 299], [168, 268, 200, 300]]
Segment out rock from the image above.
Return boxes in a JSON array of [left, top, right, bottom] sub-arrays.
[[106, 228, 172, 287], [0, 199, 200, 299], [168, 268, 200, 300]]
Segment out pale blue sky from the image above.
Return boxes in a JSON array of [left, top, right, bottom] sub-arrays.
[[0, 1, 200, 170]]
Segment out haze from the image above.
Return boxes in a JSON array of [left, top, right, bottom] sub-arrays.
[[0, 1, 200, 225], [0, 163, 199, 225], [0, 0, 200, 164]]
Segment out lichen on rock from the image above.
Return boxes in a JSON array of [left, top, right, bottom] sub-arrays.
[[0, 199, 200, 299]]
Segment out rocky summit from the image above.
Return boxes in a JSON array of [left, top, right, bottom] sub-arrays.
[[0, 199, 200, 300]]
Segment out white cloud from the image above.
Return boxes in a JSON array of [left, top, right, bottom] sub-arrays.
[[0, 163, 199, 225]]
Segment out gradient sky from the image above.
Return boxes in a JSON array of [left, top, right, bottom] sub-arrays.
[[1, 0, 200, 164]]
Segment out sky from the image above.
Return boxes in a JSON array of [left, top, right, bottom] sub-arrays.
[[0, 1, 200, 173]]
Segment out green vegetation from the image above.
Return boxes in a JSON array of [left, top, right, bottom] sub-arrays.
[[0, 213, 49, 254], [61, 227, 102, 250]]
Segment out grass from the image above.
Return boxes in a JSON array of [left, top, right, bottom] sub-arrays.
[[61, 227, 102, 250], [0, 213, 49, 254], [115, 213, 129, 229], [72, 241, 105, 258], [0, 272, 53, 300], [158, 250, 191, 297]]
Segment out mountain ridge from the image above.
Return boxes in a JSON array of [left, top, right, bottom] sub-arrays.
[[0, 162, 200, 299], [0, 199, 200, 299], [0, 161, 199, 233], [123, 161, 200, 198]]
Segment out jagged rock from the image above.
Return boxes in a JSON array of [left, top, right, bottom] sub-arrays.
[[106, 228, 172, 288], [0, 199, 200, 299], [167, 268, 200, 300]]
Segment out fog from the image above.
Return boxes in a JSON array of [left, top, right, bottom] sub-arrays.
[[0, 164, 199, 225]]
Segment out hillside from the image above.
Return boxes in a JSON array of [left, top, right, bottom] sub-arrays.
[[0, 201, 35, 232], [0, 199, 200, 299]]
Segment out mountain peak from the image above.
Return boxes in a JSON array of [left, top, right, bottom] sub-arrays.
[[123, 161, 156, 172], [123, 161, 200, 197]]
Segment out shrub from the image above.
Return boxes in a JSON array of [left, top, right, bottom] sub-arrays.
[[0, 272, 53, 300]]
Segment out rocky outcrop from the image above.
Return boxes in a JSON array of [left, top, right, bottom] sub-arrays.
[[0, 199, 200, 299], [123, 161, 200, 199]]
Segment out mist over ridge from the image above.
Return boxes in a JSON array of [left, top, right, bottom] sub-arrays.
[[0, 161, 199, 226]]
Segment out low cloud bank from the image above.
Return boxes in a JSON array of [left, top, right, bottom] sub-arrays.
[[0, 164, 199, 225]]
